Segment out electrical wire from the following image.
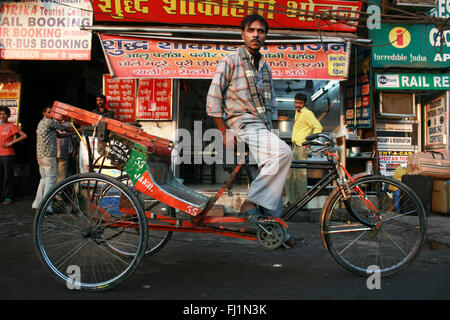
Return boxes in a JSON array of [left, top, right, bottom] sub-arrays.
[[4, 0, 449, 49]]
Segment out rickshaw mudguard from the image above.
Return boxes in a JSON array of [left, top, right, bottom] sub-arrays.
[[124, 143, 209, 216]]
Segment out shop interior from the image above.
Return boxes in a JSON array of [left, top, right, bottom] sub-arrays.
[[176, 78, 342, 186]]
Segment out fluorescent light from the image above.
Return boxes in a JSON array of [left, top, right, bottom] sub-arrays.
[[311, 88, 324, 101], [311, 80, 340, 101], [276, 97, 295, 102]]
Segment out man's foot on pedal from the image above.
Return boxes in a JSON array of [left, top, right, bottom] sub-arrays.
[[241, 207, 266, 224], [240, 200, 266, 224]]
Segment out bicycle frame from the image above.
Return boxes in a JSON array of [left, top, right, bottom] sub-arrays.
[[50, 101, 381, 244], [139, 148, 380, 243]]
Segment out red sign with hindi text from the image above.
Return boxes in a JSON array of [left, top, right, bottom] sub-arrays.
[[100, 34, 350, 80], [103, 75, 136, 122], [93, 0, 362, 32]]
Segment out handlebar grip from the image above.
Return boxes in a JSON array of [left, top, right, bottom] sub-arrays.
[[305, 133, 321, 141]]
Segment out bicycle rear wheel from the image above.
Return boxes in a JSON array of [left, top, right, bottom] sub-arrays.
[[33, 173, 148, 291], [322, 175, 427, 277]]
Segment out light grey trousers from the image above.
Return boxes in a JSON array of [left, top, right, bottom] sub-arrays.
[[233, 122, 293, 216]]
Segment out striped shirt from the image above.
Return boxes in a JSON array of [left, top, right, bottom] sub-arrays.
[[206, 46, 277, 131]]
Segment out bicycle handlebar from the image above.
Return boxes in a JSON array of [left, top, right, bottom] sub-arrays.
[[301, 134, 334, 147]]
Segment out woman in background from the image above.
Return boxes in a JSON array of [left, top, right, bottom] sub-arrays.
[[0, 106, 27, 205]]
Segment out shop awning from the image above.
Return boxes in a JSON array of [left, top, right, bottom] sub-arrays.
[[98, 33, 352, 80]]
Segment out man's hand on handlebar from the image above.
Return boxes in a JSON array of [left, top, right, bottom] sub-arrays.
[[221, 128, 237, 150]]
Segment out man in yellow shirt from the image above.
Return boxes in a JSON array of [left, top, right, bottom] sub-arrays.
[[285, 93, 323, 204]]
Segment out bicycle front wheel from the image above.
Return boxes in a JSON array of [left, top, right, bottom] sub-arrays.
[[322, 175, 427, 277], [33, 173, 148, 291]]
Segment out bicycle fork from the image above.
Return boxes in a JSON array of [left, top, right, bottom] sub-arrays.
[[334, 158, 382, 229]]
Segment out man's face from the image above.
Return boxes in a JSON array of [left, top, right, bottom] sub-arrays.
[[241, 20, 266, 54], [43, 108, 52, 119], [96, 97, 106, 108], [294, 99, 306, 112]]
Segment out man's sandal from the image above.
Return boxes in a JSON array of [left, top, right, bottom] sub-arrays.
[[242, 207, 266, 224]]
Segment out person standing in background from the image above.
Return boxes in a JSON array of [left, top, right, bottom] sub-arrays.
[[92, 94, 115, 119], [285, 93, 323, 205], [0, 106, 27, 205], [32, 106, 76, 211], [56, 121, 76, 183]]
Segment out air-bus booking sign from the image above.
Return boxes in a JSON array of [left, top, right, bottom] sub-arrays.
[[100, 34, 350, 80]]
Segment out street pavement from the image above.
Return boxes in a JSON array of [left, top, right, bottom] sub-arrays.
[[1, 193, 450, 301]]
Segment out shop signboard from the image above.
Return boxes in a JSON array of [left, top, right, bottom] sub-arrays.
[[378, 136, 412, 146], [93, 0, 362, 32], [103, 75, 136, 122], [370, 23, 450, 68], [137, 79, 173, 120], [0, 0, 93, 60], [0, 74, 21, 124], [103, 75, 174, 122], [425, 95, 447, 148], [100, 34, 350, 80], [378, 150, 413, 177], [375, 73, 450, 90]]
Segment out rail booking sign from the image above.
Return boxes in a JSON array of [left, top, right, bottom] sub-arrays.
[[0, 0, 93, 60]]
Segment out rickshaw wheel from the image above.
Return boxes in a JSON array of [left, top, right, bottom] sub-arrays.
[[33, 173, 147, 291]]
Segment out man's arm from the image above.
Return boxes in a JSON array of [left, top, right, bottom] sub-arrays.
[[211, 116, 235, 149]]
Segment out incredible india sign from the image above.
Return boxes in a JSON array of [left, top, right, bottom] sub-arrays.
[[100, 34, 350, 80], [93, 0, 362, 32], [370, 23, 450, 68]]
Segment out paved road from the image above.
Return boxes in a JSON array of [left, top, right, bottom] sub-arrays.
[[1, 195, 450, 304]]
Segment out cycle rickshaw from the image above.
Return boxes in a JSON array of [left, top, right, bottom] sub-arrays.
[[33, 101, 427, 291]]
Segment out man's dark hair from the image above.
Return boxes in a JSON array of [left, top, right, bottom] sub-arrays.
[[97, 94, 106, 100], [42, 105, 52, 113], [241, 14, 269, 34], [294, 93, 308, 102]]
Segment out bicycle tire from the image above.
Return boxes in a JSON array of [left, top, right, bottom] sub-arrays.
[[116, 174, 174, 256], [33, 173, 148, 291], [322, 175, 427, 277]]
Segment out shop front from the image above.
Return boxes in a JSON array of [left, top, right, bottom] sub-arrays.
[[370, 22, 450, 177], [94, 34, 357, 185], [87, 0, 366, 186]]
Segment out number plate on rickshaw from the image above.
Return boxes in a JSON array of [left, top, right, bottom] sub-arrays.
[[105, 134, 134, 169]]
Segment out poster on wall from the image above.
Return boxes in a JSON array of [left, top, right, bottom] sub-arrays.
[[378, 150, 413, 177], [103, 75, 136, 122], [344, 48, 371, 129], [99, 34, 350, 80], [137, 79, 172, 120], [425, 95, 447, 149], [0, 1, 93, 60], [0, 75, 21, 124]]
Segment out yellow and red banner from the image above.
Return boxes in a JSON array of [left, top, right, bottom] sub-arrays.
[[93, 0, 362, 32], [100, 34, 350, 80]]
